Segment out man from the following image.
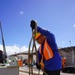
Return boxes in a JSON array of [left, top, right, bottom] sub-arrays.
[[30, 20, 62, 75]]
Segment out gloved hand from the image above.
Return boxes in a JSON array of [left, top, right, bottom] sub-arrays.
[[36, 63, 41, 70], [30, 20, 37, 30]]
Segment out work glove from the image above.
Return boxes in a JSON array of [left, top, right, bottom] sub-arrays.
[[30, 20, 37, 30], [36, 63, 41, 70]]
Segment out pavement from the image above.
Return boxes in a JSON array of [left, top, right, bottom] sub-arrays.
[[19, 66, 75, 75]]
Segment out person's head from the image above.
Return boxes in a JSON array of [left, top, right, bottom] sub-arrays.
[[35, 32, 46, 44]]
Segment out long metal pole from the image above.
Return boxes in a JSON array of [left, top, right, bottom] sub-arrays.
[[0, 21, 7, 63]]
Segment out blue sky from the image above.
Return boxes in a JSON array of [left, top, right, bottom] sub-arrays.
[[0, 0, 75, 55]]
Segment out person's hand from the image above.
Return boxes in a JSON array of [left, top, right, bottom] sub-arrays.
[[30, 20, 37, 30], [36, 63, 41, 70]]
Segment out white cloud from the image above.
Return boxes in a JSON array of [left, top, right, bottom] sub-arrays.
[[0, 44, 28, 56], [73, 24, 75, 27], [62, 41, 65, 44], [0, 44, 40, 56], [20, 11, 24, 15]]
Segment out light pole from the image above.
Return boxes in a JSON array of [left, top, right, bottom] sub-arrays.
[[69, 41, 71, 47], [69, 41, 74, 65]]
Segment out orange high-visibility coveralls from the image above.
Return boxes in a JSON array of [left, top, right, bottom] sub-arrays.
[[18, 59, 23, 67], [62, 57, 66, 68]]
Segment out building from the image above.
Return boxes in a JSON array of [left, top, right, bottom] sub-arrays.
[[59, 46, 75, 67], [9, 46, 75, 67]]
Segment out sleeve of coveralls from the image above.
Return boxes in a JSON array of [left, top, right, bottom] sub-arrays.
[[36, 49, 42, 63], [37, 26, 56, 43]]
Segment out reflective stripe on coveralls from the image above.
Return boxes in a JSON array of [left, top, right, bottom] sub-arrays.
[[39, 39, 54, 60]]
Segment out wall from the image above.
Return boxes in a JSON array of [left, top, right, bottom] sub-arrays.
[[59, 46, 75, 67]]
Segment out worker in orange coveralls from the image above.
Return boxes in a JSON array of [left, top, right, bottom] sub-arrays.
[[30, 20, 62, 75]]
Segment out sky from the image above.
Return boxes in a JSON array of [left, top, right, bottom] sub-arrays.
[[0, 0, 75, 55]]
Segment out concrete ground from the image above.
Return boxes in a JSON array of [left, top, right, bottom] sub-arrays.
[[19, 71, 75, 75], [19, 72, 75, 75], [19, 67, 75, 75]]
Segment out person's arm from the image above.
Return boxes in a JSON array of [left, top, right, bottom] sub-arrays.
[[36, 48, 42, 70], [36, 48, 42, 63], [37, 26, 56, 43]]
